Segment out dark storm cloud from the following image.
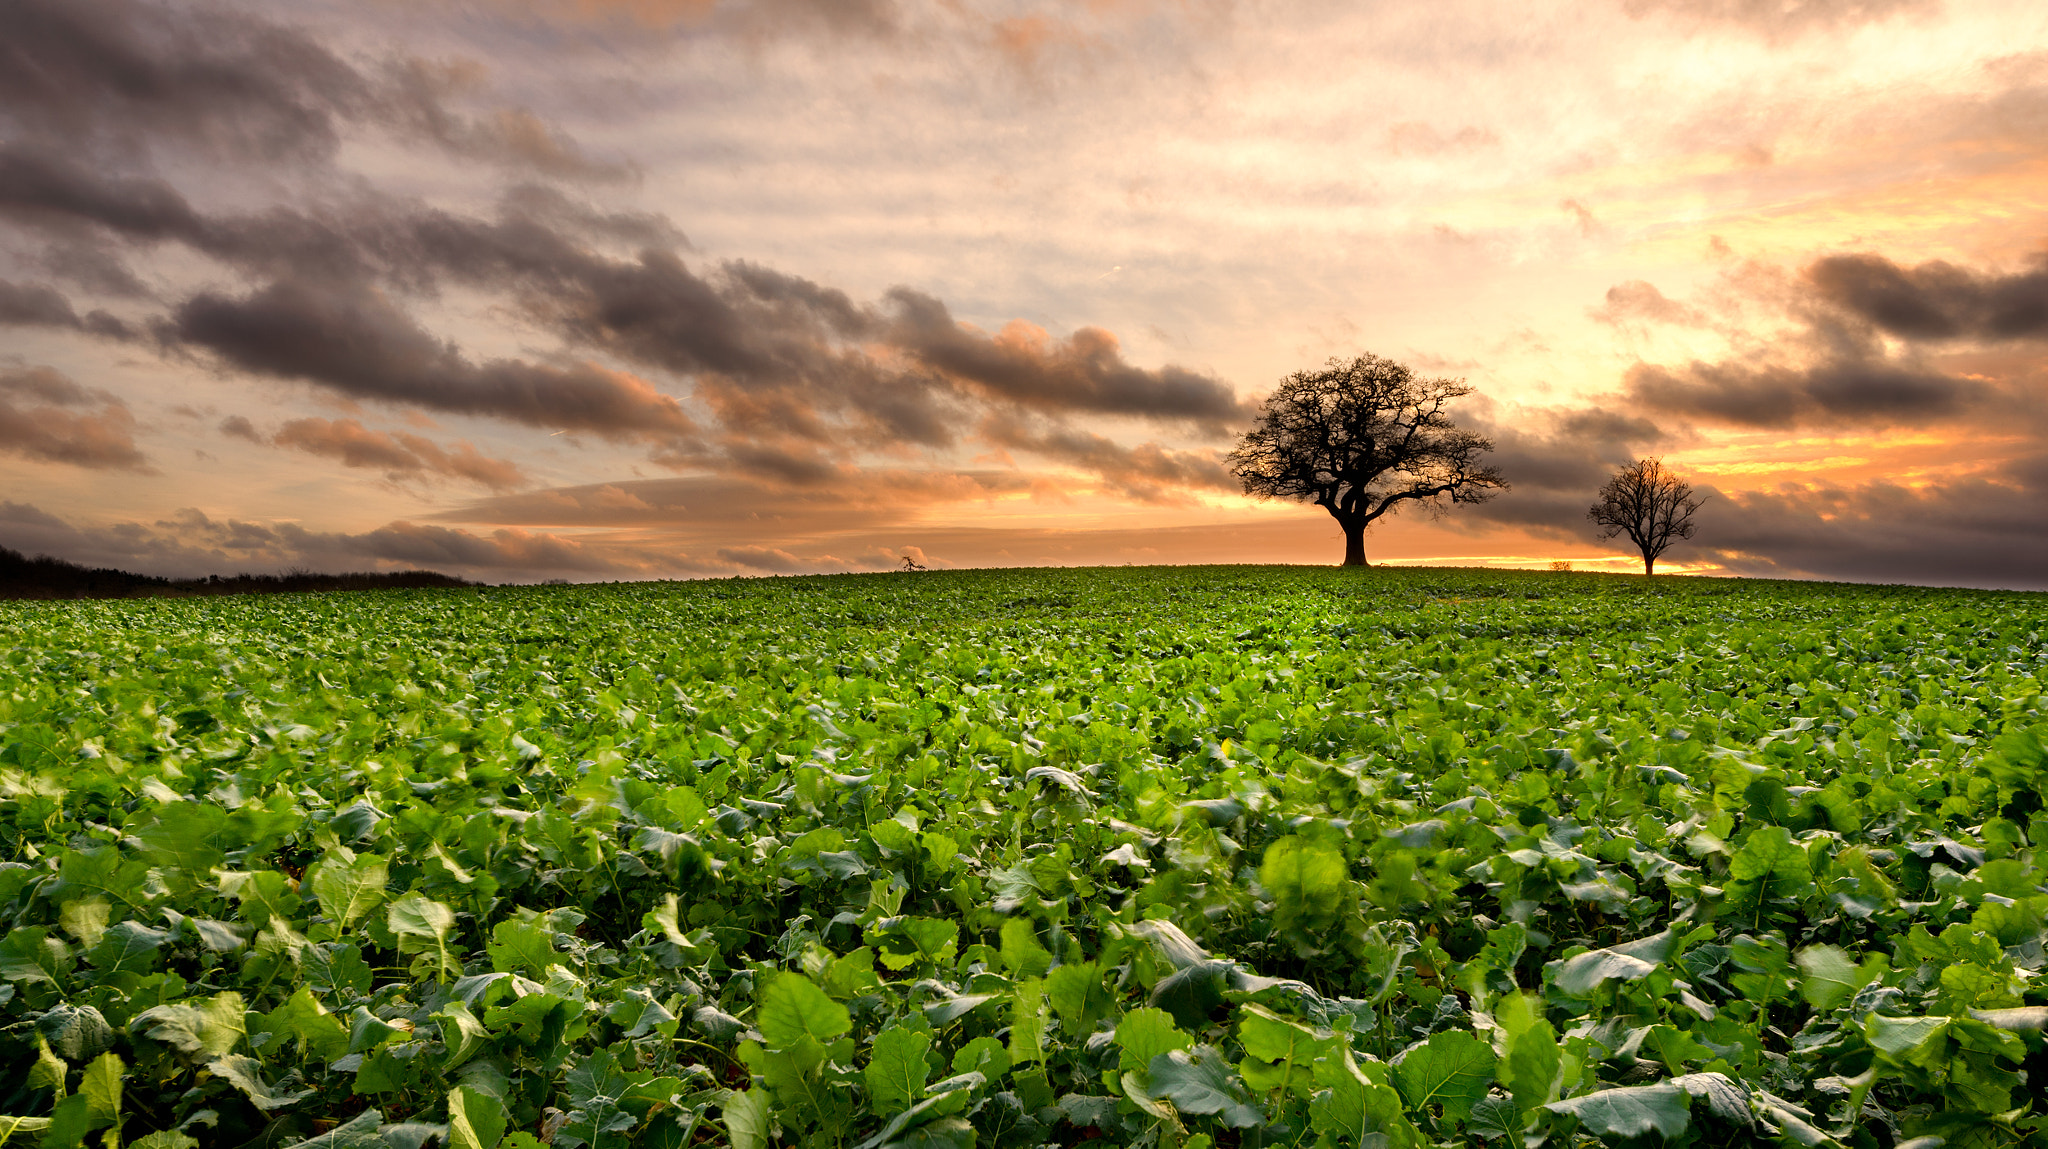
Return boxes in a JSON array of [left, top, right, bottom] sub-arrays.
[[883, 288, 1249, 426], [1698, 461, 2048, 589], [6, 155, 1234, 472], [1459, 403, 1673, 535], [1599, 246, 2048, 433], [0, 278, 80, 327], [0, 0, 1238, 499], [0, 365, 150, 470], [0, 0, 629, 176], [0, 147, 205, 243], [0, 0, 371, 163], [1622, 357, 1979, 428], [1806, 252, 2048, 342], [168, 279, 699, 442]]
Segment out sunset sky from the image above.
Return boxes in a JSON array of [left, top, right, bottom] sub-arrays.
[[3, 0, 2047, 586]]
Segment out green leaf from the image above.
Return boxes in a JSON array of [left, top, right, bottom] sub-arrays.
[[720, 1089, 771, 1149], [998, 919, 1052, 980], [1794, 944, 1863, 1011], [1261, 836, 1351, 943], [866, 1024, 932, 1116], [388, 893, 461, 981], [1546, 1082, 1691, 1144], [1503, 1011, 1561, 1114], [310, 852, 389, 929], [278, 1109, 386, 1149], [1392, 1029, 1496, 1123], [29, 1037, 66, 1100], [1865, 1014, 1949, 1060], [255, 988, 349, 1063], [486, 919, 555, 979], [1114, 1007, 1192, 1075], [59, 898, 110, 949], [80, 1051, 123, 1129], [756, 971, 851, 1048], [1009, 978, 1047, 1067], [1725, 825, 1811, 917], [133, 803, 229, 882], [207, 1054, 313, 1111], [1147, 1046, 1264, 1127], [0, 1118, 51, 1146], [1670, 1072, 1751, 1128], [84, 921, 165, 975], [450, 1085, 507, 1149], [1310, 1049, 1423, 1149], [1550, 930, 1676, 997], [388, 892, 456, 940], [43, 1094, 95, 1149], [37, 1005, 114, 1064], [0, 927, 68, 985], [1046, 962, 1106, 1032], [131, 993, 246, 1061], [434, 999, 491, 1068]]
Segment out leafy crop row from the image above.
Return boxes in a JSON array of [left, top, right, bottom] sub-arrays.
[[2, 566, 2046, 1149]]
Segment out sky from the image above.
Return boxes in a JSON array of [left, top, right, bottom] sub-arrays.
[[2, 0, 2046, 587]]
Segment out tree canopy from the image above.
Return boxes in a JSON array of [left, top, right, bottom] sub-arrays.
[[1228, 354, 1506, 566]]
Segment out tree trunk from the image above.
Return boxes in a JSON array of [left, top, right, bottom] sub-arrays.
[[1342, 521, 1369, 567], [1643, 552, 1656, 576]]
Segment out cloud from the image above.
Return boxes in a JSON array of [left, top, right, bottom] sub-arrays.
[[715, 544, 806, 572], [0, 278, 83, 327], [1699, 463, 2048, 589], [0, 366, 150, 470], [434, 470, 1029, 534], [379, 60, 636, 183], [1386, 122, 1500, 157], [0, 0, 371, 164], [4, 127, 1237, 485], [881, 290, 1247, 426], [1606, 246, 2048, 431], [477, 0, 902, 39], [0, 0, 628, 179], [1619, 0, 1937, 36], [1459, 402, 1674, 536], [1805, 251, 2048, 342], [269, 417, 527, 488], [0, 499, 665, 579], [1588, 280, 1706, 327], [980, 415, 1236, 502], [168, 279, 699, 443], [1621, 356, 1980, 428]]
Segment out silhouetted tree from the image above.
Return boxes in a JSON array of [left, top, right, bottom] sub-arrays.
[[1589, 457, 1705, 575], [1228, 354, 1507, 566]]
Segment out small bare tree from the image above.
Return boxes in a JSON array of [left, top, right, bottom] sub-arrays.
[[1589, 458, 1706, 575], [1228, 354, 1507, 566]]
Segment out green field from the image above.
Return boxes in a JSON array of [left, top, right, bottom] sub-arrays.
[[3, 566, 2046, 1149]]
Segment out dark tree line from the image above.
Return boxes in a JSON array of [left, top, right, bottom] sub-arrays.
[[0, 546, 471, 600]]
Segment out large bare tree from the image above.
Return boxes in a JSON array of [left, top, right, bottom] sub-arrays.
[[1588, 457, 1706, 575], [1228, 354, 1507, 566]]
